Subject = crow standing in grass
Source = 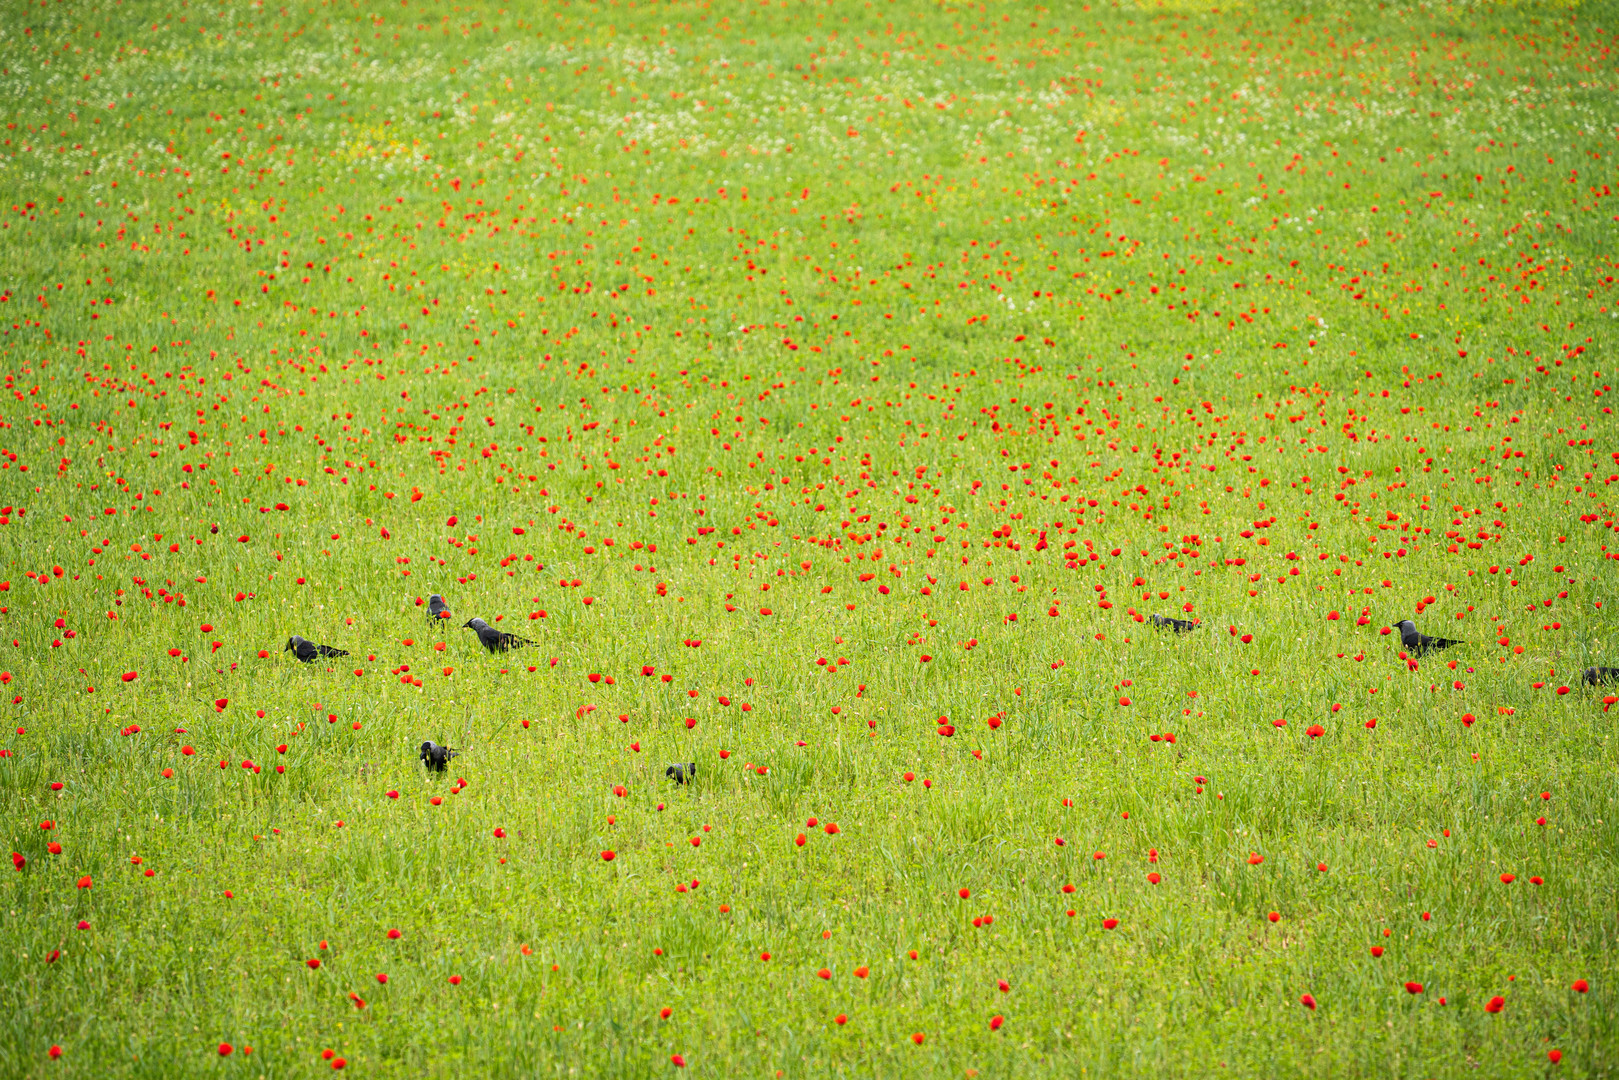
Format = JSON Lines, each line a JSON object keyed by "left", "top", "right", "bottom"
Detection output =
{"left": 427, "top": 594, "right": 451, "bottom": 623}
{"left": 1584, "top": 666, "right": 1619, "bottom": 687}
{"left": 420, "top": 740, "right": 459, "bottom": 771}
{"left": 1150, "top": 614, "right": 1198, "bottom": 634}
{"left": 1397, "top": 619, "right": 1464, "bottom": 657}
{"left": 665, "top": 762, "right": 696, "bottom": 785}
{"left": 463, "top": 617, "right": 536, "bottom": 653}
{"left": 284, "top": 635, "right": 349, "bottom": 663}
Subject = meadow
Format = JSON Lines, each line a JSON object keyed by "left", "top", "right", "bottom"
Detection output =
{"left": 1, "top": 0, "right": 1617, "bottom": 1074}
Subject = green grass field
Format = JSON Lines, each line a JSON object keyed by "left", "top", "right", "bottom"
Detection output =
{"left": 2, "top": 0, "right": 1617, "bottom": 1074}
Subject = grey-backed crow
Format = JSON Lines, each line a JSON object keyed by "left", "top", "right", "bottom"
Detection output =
{"left": 1397, "top": 619, "right": 1463, "bottom": 657}
{"left": 463, "top": 617, "right": 536, "bottom": 653}
{"left": 284, "top": 635, "right": 349, "bottom": 663}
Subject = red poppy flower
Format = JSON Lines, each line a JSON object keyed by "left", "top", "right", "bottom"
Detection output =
{"left": 306, "top": 958, "right": 321, "bottom": 969}
{"left": 121, "top": 671, "right": 137, "bottom": 682}
{"left": 990, "top": 1015, "right": 1005, "bottom": 1030}
{"left": 1485, "top": 995, "right": 1505, "bottom": 1013}
{"left": 670, "top": 1055, "right": 686, "bottom": 1068}
{"left": 218, "top": 1044, "right": 233, "bottom": 1057}
{"left": 1102, "top": 918, "right": 1119, "bottom": 930}
{"left": 601, "top": 850, "right": 615, "bottom": 861}
{"left": 834, "top": 1014, "right": 847, "bottom": 1026}
{"left": 1404, "top": 982, "right": 1423, "bottom": 995}
{"left": 1572, "top": 979, "right": 1589, "bottom": 993}
{"left": 1300, "top": 994, "right": 1317, "bottom": 1010}
{"left": 1370, "top": 946, "right": 1384, "bottom": 958}
{"left": 911, "top": 1033, "right": 925, "bottom": 1046}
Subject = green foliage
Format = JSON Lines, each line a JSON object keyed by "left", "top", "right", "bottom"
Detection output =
{"left": 0, "top": 0, "right": 1616, "bottom": 1075}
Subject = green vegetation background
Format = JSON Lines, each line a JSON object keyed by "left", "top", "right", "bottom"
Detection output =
{"left": 0, "top": 0, "right": 1616, "bottom": 1075}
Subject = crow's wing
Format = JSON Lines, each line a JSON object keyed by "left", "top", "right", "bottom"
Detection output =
{"left": 316, "top": 644, "right": 349, "bottom": 658}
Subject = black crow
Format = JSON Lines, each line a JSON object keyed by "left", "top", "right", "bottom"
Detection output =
{"left": 284, "top": 635, "right": 349, "bottom": 663}
{"left": 462, "top": 617, "right": 536, "bottom": 653}
{"left": 1583, "top": 666, "right": 1619, "bottom": 687}
{"left": 420, "top": 740, "right": 458, "bottom": 771}
{"left": 427, "top": 594, "right": 451, "bottom": 623}
{"left": 1151, "top": 614, "right": 1198, "bottom": 634}
{"left": 665, "top": 762, "right": 696, "bottom": 785}
{"left": 1397, "top": 619, "right": 1463, "bottom": 657}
